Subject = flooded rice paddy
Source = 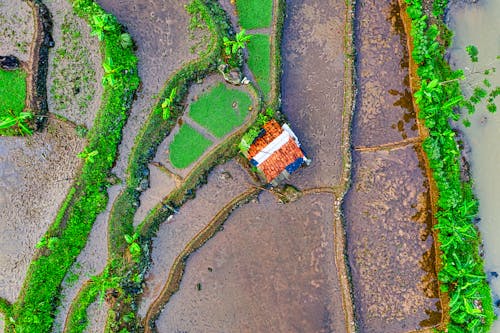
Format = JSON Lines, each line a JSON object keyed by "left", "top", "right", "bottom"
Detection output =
{"left": 0, "top": 119, "right": 85, "bottom": 303}
{"left": 138, "top": 160, "right": 256, "bottom": 318}
{"left": 156, "top": 192, "right": 347, "bottom": 333}
{"left": 447, "top": 0, "right": 500, "bottom": 330}
{"left": 281, "top": 0, "right": 347, "bottom": 189}
{"left": 343, "top": 0, "right": 440, "bottom": 331}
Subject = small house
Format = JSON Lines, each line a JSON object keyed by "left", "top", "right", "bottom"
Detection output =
{"left": 245, "top": 119, "right": 310, "bottom": 185}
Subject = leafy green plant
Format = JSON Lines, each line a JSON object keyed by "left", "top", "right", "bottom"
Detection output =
{"left": 0, "top": 110, "right": 33, "bottom": 135}
{"left": 102, "top": 57, "right": 123, "bottom": 86}
{"left": 161, "top": 87, "right": 177, "bottom": 120}
{"left": 90, "top": 13, "right": 117, "bottom": 40}
{"left": 77, "top": 149, "right": 99, "bottom": 163}
{"left": 404, "top": 0, "right": 495, "bottom": 331}
{"left": 119, "top": 33, "right": 133, "bottom": 49}
{"left": 223, "top": 29, "right": 251, "bottom": 55}
{"left": 466, "top": 45, "right": 479, "bottom": 63}
{"left": 124, "top": 232, "right": 141, "bottom": 262}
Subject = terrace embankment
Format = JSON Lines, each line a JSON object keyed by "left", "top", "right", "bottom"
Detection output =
{"left": 156, "top": 192, "right": 347, "bottom": 333}
{"left": 95, "top": 0, "right": 209, "bottom": 180}
{"left": 139, "top": 160, "right": 257, "bottom": 318}
{"left": 0, "top": 118, "right": 85, "bottom": 303}
{"left": 342, "top": 0, "right": 440, "bottom": 331}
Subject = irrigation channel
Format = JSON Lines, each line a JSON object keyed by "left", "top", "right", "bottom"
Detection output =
{"left": 447, "top": 0, "right": 500, "bottom": 331}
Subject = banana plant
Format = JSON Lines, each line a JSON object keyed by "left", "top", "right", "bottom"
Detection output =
{"left": 90, "top": 13, "right": 117, "bottom": 41}
{"left": 0, "top": 110, "right": 33, "bottom": 135}
{"left": 124, "top": 232, "right": 141, "bottom": 261}
{"left": 102, "top": 57, "right": 122, "bottom": 87}
{"left": 77, "top": 149, "right": 99, "bottom": 163}
{"left": 161, "top": 87, "right": 177, "bottom": 120}
{"left": 223, "top": 29, "right": 252, "bottom": 55}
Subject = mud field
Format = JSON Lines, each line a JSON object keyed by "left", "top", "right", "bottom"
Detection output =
{"left": 0, "top": 0, "right": 34, "bottom": 62}
{"left": 0, "top": 119, "right": 85, "bottom": 303}
{"left": 156, "top": 192, "right": 347, "bottom": 333}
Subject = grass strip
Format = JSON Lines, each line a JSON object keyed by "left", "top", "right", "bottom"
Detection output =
{"left": 9, "top": 0, "right": 139, "bottom": 331}
{"left": 235, "top": 0, "right": 273, "bottom": 29}
{"left": 188, "top": 82, "right": 251, "bottom": 138}
{"left": 247, "top": 34, "right": 271, "bottom": 100}
{"left": 169, "top": 124, "right": 213, "bottom": 168}
{"left": 403, "top": 0, "right": 495, "bottom": 331}
{"left": 0, "top": 69, "right": 28, "bottom": 136}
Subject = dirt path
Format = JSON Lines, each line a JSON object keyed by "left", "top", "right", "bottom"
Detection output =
{"left": 342, "top": 0, "right": 440, "bottom": 331}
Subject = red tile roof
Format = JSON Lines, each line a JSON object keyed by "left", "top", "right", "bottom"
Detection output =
{"left": 257, "top": 139, "right": 305, "bottom": 182}
{"left": 247, "top": 119, "right": 282, "bottom": 160}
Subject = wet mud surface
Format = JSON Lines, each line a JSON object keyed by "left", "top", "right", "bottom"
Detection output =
{"left": 0, "top": 0, "right": 34, "bottom": 62}
{"left": 96, "top": 0, "right": 209, "bottom": 180}
{"left": 138, "top": 160, "right": 256, "bottom": 318}
{"left": 45, "top": 0, "right": 103, "bottom": 128}
{"left": 83, "top": 300, "right": 109, "bottom": 333}
{"left": 156, "top": 192, "right": 346, "bottom": 333}
{"left": 281, "top": 0, "right": 346, "bottom": 189}
{"left": 0, "top": 119, "right": 85, "bottom": 303}
{"left": 133, "top": 164, "right": 177, "bottom": 226}
{"left": 351, "top": 0, "right": 418, "bottom": 147}
{"left": 344, "top": 146, "right": 439, "bottom": 332}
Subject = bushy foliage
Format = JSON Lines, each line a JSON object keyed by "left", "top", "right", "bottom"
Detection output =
{"left": 405, "top": 0, "right": 495, "bottom": 331}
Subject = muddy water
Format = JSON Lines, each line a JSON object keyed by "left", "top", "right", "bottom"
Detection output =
{"left": 0, "top": 119, "right": 85, "bottom": 303}
{"left": 156, "top": 192, "right": 347, "bottom": 333}
{"left": 342, "top": 0, "right": 439, "bottom": 331}
{"left": 352, "top": 0, "right": 418, "bottom": 147}
{"left": 447, "top": 0, "right": 500, "bottom": 330}
{"left": 95, "top": 0, "right": 208, "bottom": 180}
{"left": 344, "top": 146, "right": 439, "bottom": 332}
{"left": 281, "top": 0, "right": 346, "bottom": 189}
{"left": 138, "top": 160, "right": 256, "bottom": 318}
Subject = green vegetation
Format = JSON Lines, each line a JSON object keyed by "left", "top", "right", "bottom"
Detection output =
{"left": 169, "top": 124, "right": 213, "bottom": 168}
{"left": 235, "top": 0, "right": 273, "bottom": 29}
{"left": 0, "top": 69, "right": 28, "bottom": 135}
{"left": 189, "top": 83, "right": 252, "bottom": 137}
{"left": 247, "top": 34, "right": 271, "bottom": 99}
{"left": 404, "top": 0, "right": 495, "bottom": 331}
{"left": 239, "top": 107, "right": 275, "bottom": 153}
{"left": 223, "top": 29, "right": 251, "bottom": 55}
{"left": 8, "top": 0, "right": 139, "bottom": 331}
{"left": 161, "top": 87, "right": 177, "bottom": 120}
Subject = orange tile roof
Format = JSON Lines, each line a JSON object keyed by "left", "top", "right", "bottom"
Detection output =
{"left": 258, "top": 139, "right": 305, "bottom": 182}
{"left": 247, "top": 119, "right": 283, "bottom": 159}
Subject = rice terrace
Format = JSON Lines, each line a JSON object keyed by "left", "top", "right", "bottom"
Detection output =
{"left": 1, "top": 0, "right": 499, "bottom": 332}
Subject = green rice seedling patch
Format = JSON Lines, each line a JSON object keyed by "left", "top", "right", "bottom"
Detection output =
{"left": 0, "top": 69, "right": 27, "bottom": 116}
{"left": 247, "top": 34, "right": 271, "bottom": 99}
{"left": 188, "top": 82, "right": 251, "bottom": 137}
{"left": 169, "top": 124, "right": 213, "bottom": 169}
{"left": 235, "top": 0, "right": 273, "bottom": 29}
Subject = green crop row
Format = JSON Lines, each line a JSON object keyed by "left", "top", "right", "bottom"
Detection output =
{"left": 8, "top": 0, "right": 140, "bottom": 331}
{"left": 404, "top": 0, "right": 495, "bottom": 332}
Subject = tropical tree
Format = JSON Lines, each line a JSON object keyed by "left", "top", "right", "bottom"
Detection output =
{"left": 223, "top": 29, "right": 252, "bottom": 55}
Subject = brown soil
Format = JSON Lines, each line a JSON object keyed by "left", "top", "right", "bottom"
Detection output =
{"left": 351, "top": 0, "right": 418, "bottom": 147}
{"left": 0, "top": 118, "right": 85, "bottom": 303}
{"left": 45, "top": 0, "right": 103, "bottom": 128}
{"left": 344, "top": 146, "right": 440, "bottom": 332}
{"left": 156, "top": 192, "right": 347, "bottom": 333}
{"left": 138, "top": 160, "right": 257, "bottom": 318}
{"left": 281, "top": 0, "right": 347, "bottom": 189}
{"left": 95, "top": 0, "right": 210, "bottom": 180}
{"left": 0, "top": 0, "right": 34, "bottom": 62}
